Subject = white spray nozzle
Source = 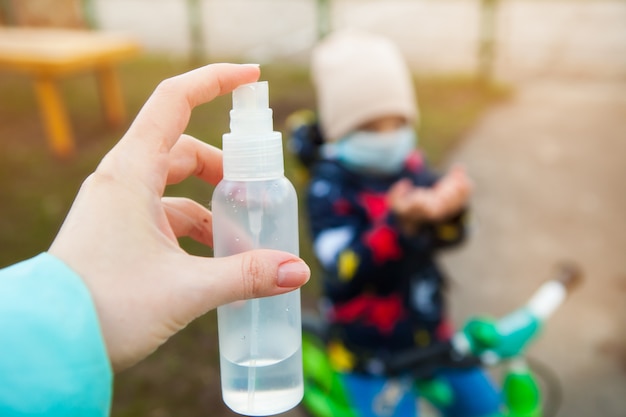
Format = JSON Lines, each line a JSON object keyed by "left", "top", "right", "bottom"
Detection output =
{"left": 223, "top": 81, "right": 284, "bottom": 180}
{"left": 230, "top": 81, "right": 273, "bottom": 135}
{"left": 233, "top": 81, "right": 269, "bottom": 112}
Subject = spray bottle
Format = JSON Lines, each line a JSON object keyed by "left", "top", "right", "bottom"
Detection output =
{"left": 212, "top": 81, "right": 303, "bottom": 415}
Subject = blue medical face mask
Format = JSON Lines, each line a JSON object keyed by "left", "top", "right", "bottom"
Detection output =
{"left": 332, "top": 126, "right": 417, "bottom": 176}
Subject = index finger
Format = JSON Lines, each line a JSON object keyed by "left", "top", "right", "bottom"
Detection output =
{"left": 123, "top": 63, "right": 260, "bottom": 154}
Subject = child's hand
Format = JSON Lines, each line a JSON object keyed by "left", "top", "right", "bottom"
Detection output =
{"left": 388, "top": 166, "right": 472, "bottom": 234}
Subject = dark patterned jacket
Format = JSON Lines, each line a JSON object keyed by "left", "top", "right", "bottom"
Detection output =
{"left": 304, "top": 141, "right": 468, "bottom": 365}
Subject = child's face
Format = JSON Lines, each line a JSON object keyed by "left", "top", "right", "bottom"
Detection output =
{"left": 334, "top": 115, "right": 416, "bottom": 176}
{"left": 359, "top": 115, "right": 407, "bottom": 133}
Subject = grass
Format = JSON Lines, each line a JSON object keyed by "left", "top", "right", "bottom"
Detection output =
{"left": 0, "top": 54, "right": 509, "bottom": 417}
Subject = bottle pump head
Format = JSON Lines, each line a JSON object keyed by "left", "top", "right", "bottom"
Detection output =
{"left": 223, "top": 81, "right": 284, "bottom": 180}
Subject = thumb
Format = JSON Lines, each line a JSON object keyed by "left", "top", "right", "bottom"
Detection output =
{"left": 186, "top": 250, "right": 310, "bottom": 313}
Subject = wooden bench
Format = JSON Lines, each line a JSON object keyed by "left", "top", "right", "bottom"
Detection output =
{"left": 0, "top": 27, "right": 140, "bottom": 158}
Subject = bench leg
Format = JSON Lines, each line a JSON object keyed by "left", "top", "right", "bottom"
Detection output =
{"left": 97, "top": 65, "right": 125, "bottom": 128}
{"left": 33, "top": 76, "right": 75, "bottom": 158}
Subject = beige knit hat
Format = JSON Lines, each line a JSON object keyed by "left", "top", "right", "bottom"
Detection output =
{"left": 311, "top": 30, "right": 419, "bottom": 142}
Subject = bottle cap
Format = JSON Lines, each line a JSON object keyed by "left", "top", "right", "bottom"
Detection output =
{"left": 223, "top": 81, "right": 284, "bottom": 180}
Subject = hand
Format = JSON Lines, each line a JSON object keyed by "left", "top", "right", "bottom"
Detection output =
{"left": 48, "top": 64, "right": 310, "bottom": 372}
{"left": 388, "top": 166, "right": 472, "bottom": 233}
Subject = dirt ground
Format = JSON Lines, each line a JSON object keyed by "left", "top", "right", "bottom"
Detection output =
{"left": 440, "top": 78, "right": 626, "bottom": 416}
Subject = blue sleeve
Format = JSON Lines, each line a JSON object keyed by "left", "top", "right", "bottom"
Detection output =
{"left": 0, "top": 253, "right": 113, "bottom": 417}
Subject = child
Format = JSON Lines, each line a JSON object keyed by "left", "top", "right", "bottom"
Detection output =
{"left": 291, "top": 30, "right": 501, "bottom": 416}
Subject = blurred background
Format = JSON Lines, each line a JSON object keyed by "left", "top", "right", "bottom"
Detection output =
{"left": 0, "top": 0, "right": 624, "bottom": 416}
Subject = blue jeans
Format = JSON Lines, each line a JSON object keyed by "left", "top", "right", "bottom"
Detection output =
{"left": 341, "top": 367, "right": 502, "bottom": 417}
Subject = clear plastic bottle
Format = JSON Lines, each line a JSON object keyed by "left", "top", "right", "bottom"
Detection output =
{"left": 212, "top": 81, "right": 303, "bottom": 416}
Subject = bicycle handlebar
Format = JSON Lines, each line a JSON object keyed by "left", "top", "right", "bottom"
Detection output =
{"left": 383, "top": 262, "right": 583, "bottom": 376}
{"left": 524, "top": 261, "right": 583, "bottom": 321}
{"left": 384, "top": 340, "right": 480, "bottom": 377}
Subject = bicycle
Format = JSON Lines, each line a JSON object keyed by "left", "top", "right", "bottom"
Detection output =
{"left": 300, "top": 262, "right": 582, "bottom": 417}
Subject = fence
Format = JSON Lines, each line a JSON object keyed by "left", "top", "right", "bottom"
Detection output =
{"left": 4, "top": 0, "right": 624, "bottom": 82}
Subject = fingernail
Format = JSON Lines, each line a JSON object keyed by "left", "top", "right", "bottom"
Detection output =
{"left": 242, "top": 63, "right": 260, "bottom": 68}
{"left": 277, "top": 261, "right": 310, "bottom": 288}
